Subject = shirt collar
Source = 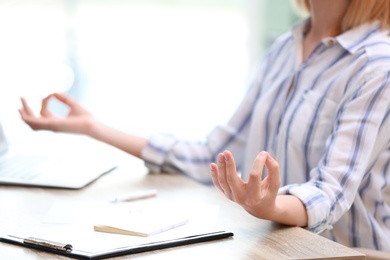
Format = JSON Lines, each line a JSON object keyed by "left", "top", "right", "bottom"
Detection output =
{"left": 291, "top": 18, "right": 310, "bottom": 43}
{"left": 291, "top": 19, "right": 384, "bottom": 54}
{"left": 336, "top": 21, "right": 383, "bottom": 54}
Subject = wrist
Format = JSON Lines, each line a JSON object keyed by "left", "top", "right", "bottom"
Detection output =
{"left": 83, "top": 117, "right": 99, "bottom": 137}
{"left": 273, "top": 195, "right": 308, "bottom": 227}
{"left": 243, "top": 195, "right": 307, "bottom": 227}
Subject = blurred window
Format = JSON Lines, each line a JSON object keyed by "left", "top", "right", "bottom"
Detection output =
{"left": 0, "top": 0, "right": 297, "bottom": 140}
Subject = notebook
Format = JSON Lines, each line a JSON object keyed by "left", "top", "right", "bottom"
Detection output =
{"left": 0, "top": 121, "right": 117, "bottom": 189}
{"left": 94, "top": 212, "right": 189, "bottom": 237}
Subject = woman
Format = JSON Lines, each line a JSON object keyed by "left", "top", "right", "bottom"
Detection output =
{"left": 20, "top": 0, "right": 390, "bottom": 251}
{"left": 210, "top": 0, "right": 390, "bottom": 251}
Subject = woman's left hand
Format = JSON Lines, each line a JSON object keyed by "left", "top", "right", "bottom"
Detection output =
{"left": 210, "top": 150, "right": 281, "bottom": 219}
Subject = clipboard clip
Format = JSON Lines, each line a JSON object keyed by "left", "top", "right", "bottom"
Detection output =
{"left": 24, "top": 237, "right": 73, "bottom": 252}
{"left": 8, "top": 235, "right": 73, "bottom": 252}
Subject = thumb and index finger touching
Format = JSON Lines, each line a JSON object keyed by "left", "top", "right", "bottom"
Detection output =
{"left": 19, "top": 93, "right": 74, "bottom": 129}
{"left": 20, "top": 93, "right": 77, "bottom": 116}
{"left": 247, "top": 151, "right": 280, "bottom": 191}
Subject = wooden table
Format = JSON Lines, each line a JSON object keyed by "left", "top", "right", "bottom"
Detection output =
{"left": 0, "top": 152, "right": 365, "bottom": 259}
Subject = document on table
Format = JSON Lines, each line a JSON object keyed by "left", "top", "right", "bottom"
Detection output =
{"left": 0, "top": 198, "right": 233, "bottom": 259}
{"left": 94, "top": 213, "right": 189, "bottom": 237}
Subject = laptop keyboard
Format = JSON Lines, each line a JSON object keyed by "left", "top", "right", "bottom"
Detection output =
{"left": 0, "top": 155, "right": 47, "bottom": 180}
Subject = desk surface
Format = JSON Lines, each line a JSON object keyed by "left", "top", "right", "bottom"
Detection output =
{"left": 0, "top": 153, "right": 364, "bottom": 259}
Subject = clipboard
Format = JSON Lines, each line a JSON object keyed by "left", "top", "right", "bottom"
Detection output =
{"left": 0, "top": 231, "right": 234, "bottom": 259}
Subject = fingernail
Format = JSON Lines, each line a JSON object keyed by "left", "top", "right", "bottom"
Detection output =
{"left": 218, "top": 153, "right": 225, "bottom": 163}
{"left": 223, "top": 152, "right": 229, "bottom": 162}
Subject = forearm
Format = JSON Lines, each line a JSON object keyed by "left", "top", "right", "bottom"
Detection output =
{"left": 84, "top": 119, "right": 148, "bottom": 159}
{"left": 245, "top": 194, "right": 308, "bottom": 227}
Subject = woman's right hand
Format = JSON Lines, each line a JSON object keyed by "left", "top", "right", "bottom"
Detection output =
{"left": 19, "top": 92, "right": 95, "bottom": 135}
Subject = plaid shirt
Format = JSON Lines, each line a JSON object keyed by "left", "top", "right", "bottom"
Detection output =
{"left": 142, "top": 19, "right": 390, "bottom": 250}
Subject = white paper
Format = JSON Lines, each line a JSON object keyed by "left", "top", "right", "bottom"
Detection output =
{"left": 31, "top": 198, "right": 222, "bottom": 253}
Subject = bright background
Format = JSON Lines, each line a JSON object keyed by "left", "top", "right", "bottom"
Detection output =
{"left": 0, "top": 0, "right": 299, "bottom": 142}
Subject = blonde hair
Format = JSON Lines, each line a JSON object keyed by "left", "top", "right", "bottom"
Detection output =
{"left": 293, "top": 0, "right": 390, "bottom": 32}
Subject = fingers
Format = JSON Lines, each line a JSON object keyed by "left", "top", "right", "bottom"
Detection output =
{"left": 19, "top": 96, "right": 55, "bottom": 131}
{"left": 210, "top": 150, "right": 244, "bottom": 201}
{"left": 20, "top": 97, "right": 35, "bottom": 117}
{"left": 52, "top": 92, "right": 78, "bottom": 108}
{"left": 40, "top": 94, "right": 54, "bottom": 117}
{"left": 247, "top": 151, "right": 267, "bottom": 191}
{"left": 250, "top": 151, "right": 281, "bottom": 196}
{"left": 264, "top": 152, "right": 281, "bottom": 192}
{"left": 223, "top": 151, "right": 243, "bottom": 196}
{"left": 53, "top": 92, "right": 91, "bottom": 117}
{"left": 210, "top": 163, "right": 223, "bottom": 192}
{"left": 19, "top": 97, "right": 40, "bottom": 128}
{"left": 216, "top": 152, "right": 233, "bottom": 198}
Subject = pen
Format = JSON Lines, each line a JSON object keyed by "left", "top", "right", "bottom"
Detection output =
{"left": 110, "top": 189, "right": 158, "bottom": 203}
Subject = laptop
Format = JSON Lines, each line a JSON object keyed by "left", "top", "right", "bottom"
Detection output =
{"left": 0, "top": 121, "right": 117, "bottom": 189}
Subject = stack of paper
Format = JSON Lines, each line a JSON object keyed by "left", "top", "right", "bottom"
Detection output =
{"left": 94, "top": 213, "right": 189, "bottom": 237}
